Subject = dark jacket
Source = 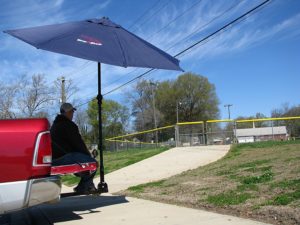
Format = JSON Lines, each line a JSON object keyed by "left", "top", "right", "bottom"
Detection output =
{"left": 50, "top": 114, "right": 90, "bottom": 159}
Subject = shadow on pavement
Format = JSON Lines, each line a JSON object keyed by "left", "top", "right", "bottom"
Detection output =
{"left": 30, "top": 195, "right": 129, "bottom": 224}
{"left": 0, "top": 214, "right": 10, "bottom": 225}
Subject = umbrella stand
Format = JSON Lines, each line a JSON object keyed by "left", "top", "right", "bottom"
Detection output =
{"left": 97, "top": 62, "right": 108, "bottom": 193}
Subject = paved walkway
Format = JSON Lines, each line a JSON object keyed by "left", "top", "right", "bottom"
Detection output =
{"left": 63, "top": 145, "right": 230, "bottom": 193}
{"left": 9, "top": 146, "right": 270, "bottom": 224}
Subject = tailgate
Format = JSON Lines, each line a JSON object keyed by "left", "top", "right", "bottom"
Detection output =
{"left": 51, "top": 162, "right": 98, "bottom": 175}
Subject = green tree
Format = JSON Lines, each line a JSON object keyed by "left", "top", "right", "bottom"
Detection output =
{"left": 156, "top": 72, "right": 219, "bottom": 124}
{"left": 87, "top": 99, "right": 129, "bottom": 144}
{"left": 271, "top": 104, "right": 300, "bottom": 137}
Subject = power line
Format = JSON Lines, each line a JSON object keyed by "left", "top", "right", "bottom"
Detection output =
{"left": 174, "top": 0, "right": 271, "bottom": 57}
{"left": 165, "top": 0, "right": 244, "bottom": 53}
{"left": 102, "top": 68, "right": 140, "bottom": 92}
{"left": 127, "top": 0, "right": 162, "bottom": 30}
{"left": 72, "top": 0, "right": 271, "bottom": 109}
{"left": 144, "top": 0, "right": 204, "bottom": 40}
{"left": 103, "top": 69, "right": 156, "bottom": 96}
{"left": 102, "top": 0, "right": 234, "bottom": 93}
{"left": 65, "top": 61, "right": 93, "bottom": 77}
{"left": 131, "top": 0, "right": 172, "bottom": 33}
{"left": 103, "top": 0, "right": 271, "bottom": 97}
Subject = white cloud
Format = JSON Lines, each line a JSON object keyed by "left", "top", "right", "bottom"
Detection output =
{"left": 54, "top": 0, "right": 64, "bottom": 7}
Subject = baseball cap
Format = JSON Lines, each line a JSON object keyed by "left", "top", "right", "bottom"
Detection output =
{"left": 60, "top": 103, "right": 77, "bottom": 113}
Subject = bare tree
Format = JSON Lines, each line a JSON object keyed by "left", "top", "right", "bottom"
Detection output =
{"left": 0, "top": 83, "right": 18, "bottom": 119}
{"left": 126, "top": 79, "right": 161, "bottom": 132}
{"left": 74, "top": 105, "right": 90, "bottom": 140}
{"left": 53, "top": 77, "right": 79, "bottom": 103}
{"left": 18, "top": 74, "right": 54, "bottom": 118}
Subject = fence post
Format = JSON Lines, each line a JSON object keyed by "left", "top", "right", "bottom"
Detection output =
{"left": 233, "top": 121, "right": 237, "bottom": 143}
{"left": 204, "top": 121, "right": 208, "bottom": 145}
{"left": 175, "top": 124, "right": 180, "bottom": 147}
{"left": 189, "top": 125, "right": 193, "bottom": 146}
{"left": 271, "top": 120, "right": 274, "bottom": 140}
{"left": 202, "top": 123, "right": 205, "bottom": 145}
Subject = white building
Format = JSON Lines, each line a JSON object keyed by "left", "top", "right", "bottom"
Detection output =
{"left": 234, "top": 126, "right": 288, "bottom": 143}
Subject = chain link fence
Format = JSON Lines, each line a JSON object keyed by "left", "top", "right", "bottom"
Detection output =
{"left": 176, "top": 120, "right": 234, "bottom": 146}
{"left": 104, "top": 117, "right": 300, "bottom": 150}
{"left": 105, "top": 125, "right": 176, "bottom": 151}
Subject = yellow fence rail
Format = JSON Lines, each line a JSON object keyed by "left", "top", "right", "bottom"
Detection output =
{"left": 177, "top": 121, "right": 203, "bottom": 125}
{"left": 236, "top": 116, "right": 300, "bottom": 123}
{"left": 106, "top": 116, "right": 300, "bottom": 141}
{"left": 106, "top": 125, "right": 175, "bottom": 141}
{"left": 105, "top": 139, "right": 155, "bottom": 145}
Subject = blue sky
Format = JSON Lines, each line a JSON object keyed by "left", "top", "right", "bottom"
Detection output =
{"left": 0, "top": 0, "right": 299, "bottom": 120}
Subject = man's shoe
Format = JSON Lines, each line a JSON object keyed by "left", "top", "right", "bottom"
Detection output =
{"left": 73, "top": 185, "right": 98, "bottom": 195}
{"left": 86, "top": 185, "right": 98, "bottom": 194}
{"left": 73, "top": 186, "right": 85, "bottom": 194}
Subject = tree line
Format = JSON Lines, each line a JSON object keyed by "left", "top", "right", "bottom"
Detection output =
{"left": 1, "top": 72, "right": 299, "bottom": 144}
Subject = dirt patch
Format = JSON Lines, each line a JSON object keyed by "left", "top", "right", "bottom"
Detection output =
{"left": 120, "top": 141, "right": 300, "bottom": 225}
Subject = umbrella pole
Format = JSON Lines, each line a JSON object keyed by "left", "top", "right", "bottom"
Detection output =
{"left": 97, "top": 62, "right": 108, "bottom": 193}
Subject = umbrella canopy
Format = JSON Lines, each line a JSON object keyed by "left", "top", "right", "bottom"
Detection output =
{"left": 4, "top": 17, "right": 182, "bottom": 193}
{"left": 4, "top": 17, "right": 182, "bottom": 71}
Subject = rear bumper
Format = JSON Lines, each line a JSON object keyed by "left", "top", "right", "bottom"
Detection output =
{"left": 0, "top": 176, "right": 61, "bottom": 215}
{"left": 26, "top": 176, "right": 61, "bottom": 207}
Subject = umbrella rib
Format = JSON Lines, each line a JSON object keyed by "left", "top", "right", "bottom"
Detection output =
{"left": 113, "top": 30, "right": 127, "bottom": 67}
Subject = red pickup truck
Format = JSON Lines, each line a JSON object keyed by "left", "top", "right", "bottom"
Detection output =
{"left": 0, "top": 118, "right": 97, "bottom": 215}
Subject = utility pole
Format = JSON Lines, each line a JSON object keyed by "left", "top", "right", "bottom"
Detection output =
{"left": 58, "top": 76, "right": 66, "bottom": 103}
{"left": 150, "top": 82, "right": 158, "bottom": 147}
{"left": 224, "top": 104, "right": 233, "bottom": 144}
{"left": 224, "top": 104, "right": 233, "bottom": 119}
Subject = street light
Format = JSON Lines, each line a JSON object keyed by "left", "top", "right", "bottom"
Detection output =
{"left": 224, "top": 104, "right": 235, "bottom": 144}
{"left": 224, "top": 104, "right": 233, "bottom": 119}
{"left": 175, "top": 101, "right": 182, "bottom": 147}
{"left": 176, "top": 101, "right": 182, "bottom": 123}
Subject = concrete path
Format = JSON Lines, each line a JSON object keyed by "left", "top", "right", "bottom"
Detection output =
{"left": 63, "top": 145, "right": 230, "bottom": 193}
{"left": 25, "top": 194, "right": 266, "bottom": 225}
{"left": 8, "top": 146, "right": 270, "bottom": 225}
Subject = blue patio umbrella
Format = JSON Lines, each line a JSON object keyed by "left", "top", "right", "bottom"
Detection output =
{"left": 4, "top": 17, "right": 182, "bottom": 193}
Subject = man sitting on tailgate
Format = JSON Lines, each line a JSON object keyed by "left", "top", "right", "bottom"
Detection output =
{"left": 50, "top": 103, "right": 97, "bottom": 194}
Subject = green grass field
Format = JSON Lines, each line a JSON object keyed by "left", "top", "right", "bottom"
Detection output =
{"left": 121, "top": 141, "right": 300, "bottom": 225}
{"left": 61, "top": 146, "right": 169, "bottom": 186}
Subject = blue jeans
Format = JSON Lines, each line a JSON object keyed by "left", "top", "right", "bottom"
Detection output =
{"left": 52, "top": 152, "right": 97, "bottom": 190}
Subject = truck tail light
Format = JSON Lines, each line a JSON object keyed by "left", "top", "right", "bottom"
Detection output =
{"left": 34, "top": 131, "right": 52, "bottom": 166}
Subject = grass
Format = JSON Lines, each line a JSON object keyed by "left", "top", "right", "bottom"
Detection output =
{"left": 207, "top": 191, "right": 252, "bottom": 206}
{"left": 121, "top": 140, "right": 300, "bottom": 225}
{"left": 241, "top": 169, "right": 274, "bottom": 184}
{"left": 62, "top": 146, "right": 169, "bottom": 186}
{"left": 272, "top": 190, "right": 300, "bottom": 205}
{"left": 270, "top": 179, "right": 300, "bottom": 190}
{"left": 128, "top": 180, "right": 166, "bottom": 193}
